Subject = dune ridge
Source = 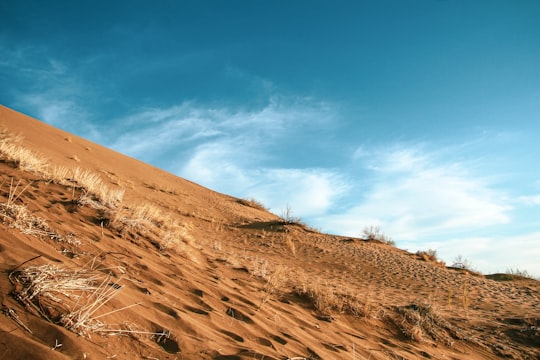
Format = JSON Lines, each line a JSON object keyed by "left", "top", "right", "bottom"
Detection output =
{"left": 0, "top": 105, "right": 538, "bottom": 359}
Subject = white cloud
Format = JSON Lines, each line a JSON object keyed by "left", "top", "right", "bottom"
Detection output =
{"left": 319, "top": 147, "right": 512, "bottom": 241}
{"left": 0, "top": 44, "right": 102, "bottom": 140}
{"left": 517, "top": 194, "right": 540, "bottom": 206}
{"left": 109, "top": 97, "right": 336, "bottom": 162}
{"left": 248, "top": 168, "right": 350, "bottom": 217}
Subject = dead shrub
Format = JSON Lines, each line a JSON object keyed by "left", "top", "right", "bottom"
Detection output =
{"left": 10, "top": 263, "right": 133, "bottom": 336}
{"left": 238, "top": 197, "right": 267, "bottom": 211}
{"left": 362, "top": 225, "right": 395, "bottom": 246}
{"left": 0, "top": 178, "right": 80, "bottom": 247}
{"left": 293, "top": 280, "right": 370, "bottom": 318}
{"left": 415, "top": 249, "right": 446, "bottom": 267}
{"left": 395, "top": 302, "right": 464, "bottom": 346}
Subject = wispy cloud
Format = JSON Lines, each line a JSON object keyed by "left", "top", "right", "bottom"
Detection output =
{"left": 320, "top": 146, "right": 512, "bottom": 240}
{"left": 0, "top": 43, "right": 101, "bottom": 139}
{"left": 517, "top": 194, "right": 540, "bottom": 206}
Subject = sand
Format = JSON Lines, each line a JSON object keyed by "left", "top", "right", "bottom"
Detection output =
{"left": 0, "top": 104, "right": 538, "bottom": 359}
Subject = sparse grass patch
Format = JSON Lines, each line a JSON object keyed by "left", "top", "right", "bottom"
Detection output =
{"left": 10, "top": 263, "right": 138, "bottom": 337}
{"left": 505, "top": 268, "right": 535, "bottom": 280}
{"left": 238, "top": 197, "right": 267, "bottom": 211}
{"left": 258, "top": 265, "right": 286, "bottom": 310}
{"left": 487, "top": 269, "right": 537, "bottom": 281}
{"left": 0, "top": 177, "right": 80, "bottom": 248}
{"left": 395, "top": 302, "right": 464, "bottom": 346}
{"left": 1, "top": 130, "right": 124, "bottom": 209}
{"left": 0, "top": 141, "right": 48, "bottom": 172}
{"left": 110, "top": 203, "right": 164, "bottom": 232}
{"left": 415, "top": 249, "right": 445, "bottom": 267}
{"left": 293, "top": 279, "right": 371, "bottom": 318}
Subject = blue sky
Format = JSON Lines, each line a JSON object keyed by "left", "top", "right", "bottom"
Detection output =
{"left": 1, "top": 0, "right": 539, "bottom": 275}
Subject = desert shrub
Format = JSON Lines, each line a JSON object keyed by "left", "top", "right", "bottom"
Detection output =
{"left": 237, "top": 197, "right": 267, "bottom": 211}
{"left": 416, "top": 249, "right": 445, "bottom": 266}
{"left": 395, "top": 302, "right": 464, "bottom": 346}
{"left": 293, "top": 280, "right": 369, "bottom": 318}
{"left": 11, "top": 263, "right": 126, "bottom": 336}
{"left": 451, "top": 255, "right": 475, "bottom": 271}
{"left": 258, "top": 265, "right": 286, "bottom": 310}
{"left": 69, "top": 167, "right": 124, "bottom": 208}
{"left": 0, "top": 178, "right": 80, "bottom": 247}
{"left": 280, "top": 204, "right": 305, "bottom": 225}
{"left": 362, "top": 225, "right": 395, "bottom": 246}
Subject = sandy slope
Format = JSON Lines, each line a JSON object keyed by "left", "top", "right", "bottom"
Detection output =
{"left": 0, "top": 105, "right": 538, "bottom": 359}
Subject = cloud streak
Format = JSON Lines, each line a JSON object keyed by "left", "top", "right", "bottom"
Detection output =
{"left": 321, "top": 147, "right": 512, "bottom": 240}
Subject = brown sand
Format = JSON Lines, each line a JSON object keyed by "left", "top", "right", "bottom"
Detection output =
{"left": 0, "top": 104, "right": 538, "bottom": 359}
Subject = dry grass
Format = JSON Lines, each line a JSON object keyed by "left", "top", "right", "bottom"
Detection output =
{"left": 1, "top": 130, "right": 124, "bottom": 208}
{"left": 238, "top": 197, "right": 267, "bottom": 211}
{"left": 0, "top": 141, "right": 48, "bottom": 173}
{"left": 415, "top": 249, "right": 446, "bottom": 267}
{"left": 0, "top": 178, "right": 80, "bottom": 247}
{"left": 70, "top": 167, "right": 124, "bottom": 208}
{"left": 362, "top": 225, "right": 395, "bottom": 246}
{"left": 395, "top": 302, "right": 464, "bottom": 346}
{"left": 11, "top": 263, "right": 138, "bottom": 337}
{"left": 293, "top": 277, "right": 371, "bottom": 318}
{"left": 109, "top": 202, "right": 199, "bottom": 260}
{"left": 111, "top": 203, "right": 164, "bottom": 231}
{"left": 258, "top": 265, "right": 287, "bottom": 310}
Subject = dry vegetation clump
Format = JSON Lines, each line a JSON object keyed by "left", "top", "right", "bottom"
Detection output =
{"left": 0, "top": 138, "right": 48, "bottom": 173}
{"left": 237, "top": 197, "right": 268, "bottom": 211}
{"left": 505, "top": 268, "right": 536, "bottom": 280}
{"left": 280, "top": 204, "right": 306, "bottom": 226}
{"left": 0, "top": 130, "right": 124, "bottom": 208}
{"left": 415, "top": 249, "right": 446, "bottom": 267}
{"left": 56, "top": 167, "right": 125, "bottom": 209}
{"left": 486, "top": 269, "right": 538, "bottom": 282}
{"left": 258, "top": 265, "right": 287, "bottom": 310}
{"left": 0, "top": 178, "right": 80, "bottom": 247}
{"left": 362, "top": 225, "right": 395, "bottom": 246}
{"left": 293, "top": 279, "right": 372, "bottom": 318}
{"left": 108, "top": 202, "right": 198, "bottom": 260}
{"left": 110, "top": 203, "right": 164, "bottom": 231}
{"left": 395, "top": 302, "right": 464, "bottom": 346}
{"left": 10, "top": 263, "right": 133, "bottom": 337}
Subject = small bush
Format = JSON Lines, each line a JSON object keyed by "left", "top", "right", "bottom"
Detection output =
{"left": 280, "top": 204, "right": 305, "bottom": 226}
{"left": 362, "top": 225, "right": 395, "bottom": 246}
{"left": 0, "top": 178, "right": 80, "bottom": 247}
{"left": 237, "top": 198, "right": 267, "bottom": 211}
{"left": 293, "top": 280, "right": 369, "bottom": 318}
{"left": 395, "top": 302, "right": 464, "bottom": 346}
{"left": 451, "top": 255, "right": 475, "bottom": 271}
{"left": 416, "top": 249, "right": 445, "bottom": 266}
{"left": 11, "top": 263, "right": 135, "bottom": 337}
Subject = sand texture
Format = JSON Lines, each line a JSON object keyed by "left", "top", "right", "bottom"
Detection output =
{"left": 0, "top": 105, "right": 538, "bottom": 359}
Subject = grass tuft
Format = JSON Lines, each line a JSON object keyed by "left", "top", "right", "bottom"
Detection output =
{"left": 11, "top": 263, "right": 138, "bottom": 337}
{"left": 395, "top": 302, "right": 464, "bottom": 346}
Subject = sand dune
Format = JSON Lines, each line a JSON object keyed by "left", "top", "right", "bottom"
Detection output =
{"left": 0, "top": 104, "right": 538, "bottom": 359}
